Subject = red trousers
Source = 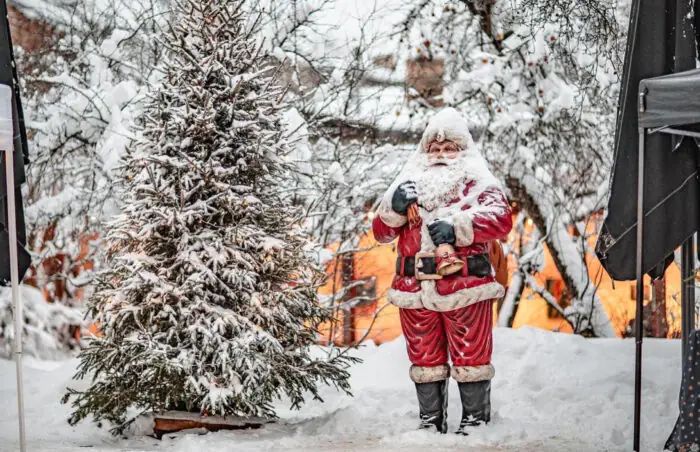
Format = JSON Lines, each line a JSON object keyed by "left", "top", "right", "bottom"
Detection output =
{"left": 399, "top": 300, "right": 493, "bottom": 367}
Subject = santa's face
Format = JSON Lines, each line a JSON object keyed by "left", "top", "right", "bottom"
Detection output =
{"left": 426, "top": 139, "right": 461, "bottom": 166}
{"left": 411, "top": 139, "right": 468, "bottom": 211}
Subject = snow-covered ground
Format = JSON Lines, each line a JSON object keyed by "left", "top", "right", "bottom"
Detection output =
{"left": 0, "top": 327, "right": 682, "bottom": 452}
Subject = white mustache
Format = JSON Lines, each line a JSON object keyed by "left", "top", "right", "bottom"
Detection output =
{"left": 426, "top": 156, "right": 457, "bottom": 166}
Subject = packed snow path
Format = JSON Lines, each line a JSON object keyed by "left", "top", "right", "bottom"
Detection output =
{"left": 0, "top": 327, "right": 682, "bottom": 451}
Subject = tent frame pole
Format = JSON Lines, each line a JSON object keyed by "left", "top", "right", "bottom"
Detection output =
{"left": 4, "top": 147, "right": 25, "bottom": 452}
{"left": 633, "top": 125, "right": 645, "bottom": 452}
{"left": 641, "top": 114, "right": 699, "bottom": 452}
{"left": 650, "top": 126, "right": 700, "bottom": 140}
{"left": 681, "top": 232, "right": 695, "bottom": 359}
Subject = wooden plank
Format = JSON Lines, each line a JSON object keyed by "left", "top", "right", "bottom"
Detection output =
{"left": 153, "top": 411, "right": 270, "bottom": 439}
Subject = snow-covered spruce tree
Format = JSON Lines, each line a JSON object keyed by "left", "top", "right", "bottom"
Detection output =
{"left": 63, "top": 0, "right": 354, "bottom": 434}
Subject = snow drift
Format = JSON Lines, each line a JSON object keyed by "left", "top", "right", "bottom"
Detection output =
{"left": 0, "top": 326, "right": 683, "bottom": 451}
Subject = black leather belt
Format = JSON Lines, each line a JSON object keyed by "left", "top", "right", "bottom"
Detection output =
{"left": 396, "top": 253, "right": 491, "bottom": 279}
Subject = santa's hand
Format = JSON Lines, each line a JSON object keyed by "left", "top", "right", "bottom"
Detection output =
{"left": 428, "top": 220, "right": 456, "bottom": 246}
{"left": 391, "top": 181, "right": 418, "bottom": 215}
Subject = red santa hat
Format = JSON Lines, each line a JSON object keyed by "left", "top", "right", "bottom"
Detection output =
{"left": 419, "top": 107, "right": 475, "bottom": 153}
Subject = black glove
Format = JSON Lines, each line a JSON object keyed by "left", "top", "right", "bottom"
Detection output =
{"left": 391, "top": 181, "right": 418, "bottom": 215}
{"left": 428, "top": 220, "right": 456, "bottom": 246}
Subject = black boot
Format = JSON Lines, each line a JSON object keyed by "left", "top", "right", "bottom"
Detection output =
{"left": 456, "top": 380, "right": 491, "bottom": 435}
{"left": 415, "top": 380, "right": 449, "bottom": 434}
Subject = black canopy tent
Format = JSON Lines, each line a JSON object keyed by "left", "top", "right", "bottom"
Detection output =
{"left": 595, "top": 0, "right": 700, "bottom": 450}
{"left": 636, "top": 70, "right": 700, "bottom": 452}
{"left": 634, "top": 70, "right": 700, "bottom": 451}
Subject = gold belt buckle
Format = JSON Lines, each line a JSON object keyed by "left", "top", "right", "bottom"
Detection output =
{"left": 414, "top": 252, "right": 443, "bottom": 281}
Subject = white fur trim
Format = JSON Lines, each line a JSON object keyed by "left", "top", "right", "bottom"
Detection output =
{"left": 419, "top": 108, "right": 475, "bottom": 152}
{"left": 451, "top": 364, "right": 495, "bottom": 382}
{"left": 410, "top": 364, "right": 450, "bottom": 383}
{"left": 387, "top": 289, "right": 423, "bottom": 309}
{"left": 420, "top": 281, "right": 504, "bottom": 312}
{"left": 388, "top": 283, "right": 504, "bottom": 312}
{"left": 377, "top": 198, "right": 407, "bottom": 228}
{"left": 451, "top": 210, "right": 474, "bottom": 247}
{"left": 420, "top": 207, "right": 438, "bottom": 253}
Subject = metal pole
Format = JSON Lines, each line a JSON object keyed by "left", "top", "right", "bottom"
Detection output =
{"left": 1, "top": 87, "right": 25, "bottom": 451}
{"left": 633, "top": 126, "right": 645, "bottom": 452}
{"left": 5, "top": 150, "right": 25, "bottom": 451}
{"left": 681, "top": 236, "right": 695, "bottom": 359}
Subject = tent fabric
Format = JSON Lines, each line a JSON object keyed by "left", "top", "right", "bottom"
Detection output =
{"left": 595, "top": 0, "right": 699, "bottom": 281}
{"left": 639, "top": 69, "right": 700, "bottom": 128}
{"left": 0, "top": 0, "right": 29, "bottom": 198}
{"left": 0, "top": 0, "right": 31, "bottom": 284}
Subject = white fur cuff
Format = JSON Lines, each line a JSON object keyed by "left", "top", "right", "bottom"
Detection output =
{"left": 377, "top": 200, "right": 408, "bottom": 228}
{"left": 410, "top": 364, "right": 450, "bottom": 383}
{"left": 452, "top": 211, "right": 474, "bottom": 247}
{"left": 451, "top": 364, "right": 495, "bottom": 382}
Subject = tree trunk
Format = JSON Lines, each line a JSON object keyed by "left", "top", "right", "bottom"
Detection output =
{"left": 341, "top": 252, "right": 355, "bottom": 345}
{"left": 651, "top": 276, "right": 669, "bottom": 338}
{"left": 498, "top": 270, "right": 524, "bottom": 327}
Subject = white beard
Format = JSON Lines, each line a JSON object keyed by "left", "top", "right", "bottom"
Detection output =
{"left": 412, "top": 154, "right": 468, "bottom": 211}
{"left": 386, "top": 148, "right": 501, "bottom": 214}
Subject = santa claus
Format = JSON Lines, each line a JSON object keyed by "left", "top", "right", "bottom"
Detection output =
{"left": 372, "top": 108, "right": 512, "bottom": 434}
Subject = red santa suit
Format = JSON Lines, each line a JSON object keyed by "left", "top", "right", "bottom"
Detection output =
{"left": 372, "top": 110, "right": 512, "bottom": 386}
